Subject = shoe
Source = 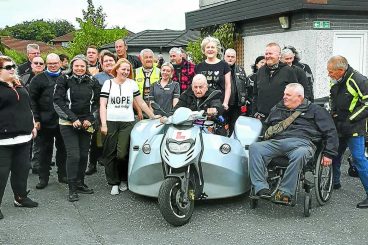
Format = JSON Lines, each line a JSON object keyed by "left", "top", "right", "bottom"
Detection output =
{"left": 356, "top": 198, "right": 368, "bottom": 209}
{"left": 76, "top": 183, "right": 94, "bottom": 194}
{"left": 273, "top": 191, "right": 291, "bottom": 203}
{"left": 333, "top": 183, "right": 341, "bottom": 190}
{"left": 31, "top": 168, "right": 39, "bottom": 175}
{"left": 256, "top": 188, "right": 271, "bottom": 199}
{"left": 119, "top": 182, "right": 128, "bottom": 192}
{"left": 85, "top": 164, "right": 97, "bottom": 175}
{"left": 14, "top": 193, "right": 38, "bottom": 208}
{"left": 0, "top": 209, "right": 3, "bottom": 219}
{"left": 36, "top": 179, "right": 48, "bottom": 189}
{"left": 111, "top": 185, "right": 119, "bottom": 195}
{"left": 51, "top": 161, "right": 55, "bottom": 166}
{"left": 58, "top": 176, "right": 68, "bottom": 184}
{"left": 68, "top": 192, "right": 79, "bottom": 202}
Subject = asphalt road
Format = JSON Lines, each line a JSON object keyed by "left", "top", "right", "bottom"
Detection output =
{"left": 1, "top": 161, "right": 367, "bottom": 245}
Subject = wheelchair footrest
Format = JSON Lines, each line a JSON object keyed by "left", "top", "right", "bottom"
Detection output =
{"left": 303, "top": 179, "right": 315, "bottom": 192}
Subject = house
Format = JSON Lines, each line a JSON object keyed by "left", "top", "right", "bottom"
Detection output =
{"left": 185, "top": 0, "right": 368, "bottom": 98}
{"left": 50, "top": 32, "right": 75, "bottom": 48}
{"left": 0, "top": 36, "right": 56, "bottom": 54}
{"left": 100, "top": 29, "right": 201, "bottom": 62}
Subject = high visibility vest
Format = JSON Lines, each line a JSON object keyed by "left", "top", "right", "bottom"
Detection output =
{"left": 135, "top": 67, "right": 161, "bottom": 96}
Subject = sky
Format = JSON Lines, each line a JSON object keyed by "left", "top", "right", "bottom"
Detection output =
{"left": 0, "top": 0, "right": 199, "bottom": 32}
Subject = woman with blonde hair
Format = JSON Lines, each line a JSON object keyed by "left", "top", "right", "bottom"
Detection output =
{"left": 100, "top": 58, "right": 157, "bottom": 195}
{"left": 195, "top": 36, "right": 231, "bottom": 111}
{"left": 0, "top": 56, "right": 38, "bottom": 219}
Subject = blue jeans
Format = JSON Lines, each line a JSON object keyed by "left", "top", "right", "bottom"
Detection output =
{"left": 332, "top": 136, "right": 368, "bottom": 195}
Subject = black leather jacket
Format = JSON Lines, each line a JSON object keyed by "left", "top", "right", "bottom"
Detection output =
{"left": 229, "top": 64, "right": 248, "bottom": 107}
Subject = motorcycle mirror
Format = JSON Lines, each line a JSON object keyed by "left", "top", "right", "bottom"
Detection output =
{"left": 151, "top": 102, "right": 169, "bottom": 117}
{"left": 198, "top": 90, "right": 221, "bottom": 109}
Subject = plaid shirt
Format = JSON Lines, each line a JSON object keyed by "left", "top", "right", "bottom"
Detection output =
{"left": 172, "top": 59, "right": 195, "bottom": 93}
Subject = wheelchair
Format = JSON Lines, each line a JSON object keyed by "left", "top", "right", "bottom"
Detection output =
{"left": 249, "top": 141, "right": 333, "bottom": 217}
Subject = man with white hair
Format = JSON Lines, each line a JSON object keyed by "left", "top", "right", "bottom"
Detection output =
{"left": 173, "top": 74, "right": 223, "bottom": 116}
{"left": 169, "top": 47, "right": 195, "bottom": 93}
{"left": 18, "top": 43, "right": 41, "bottom": 76}
{"left": 328, "top": 55, "right": 368, "bottom": 208}
{"left": 29, "top": 53, "right": 66, "bottom": 189}
{"left": 249, "top": 83, "right": 338, "bottom": 202}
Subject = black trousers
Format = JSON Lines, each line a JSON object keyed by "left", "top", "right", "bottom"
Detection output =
{"left": 0, "top": 141, "right": 31, "bottom": 205}
{"left": 30, "top": 136, "right": 41, "bottom": 170}
{"left": 38, "top": 127, "right": 67, "bottom": 180}
{"left": 60, "top": 126, "right": 91, "bottom": 183}
{"left": 224, "top": 105, "right": 241, "bottom": 135}
{"left": 89, "top": 130, "right": 103, "bottom": 166}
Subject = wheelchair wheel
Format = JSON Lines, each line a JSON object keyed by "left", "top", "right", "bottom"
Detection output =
{"left": 304, "top": 194, "right": 311, "bottom": 217}
{"left": 314, "top": 153, "right": 333, "bottom": 206}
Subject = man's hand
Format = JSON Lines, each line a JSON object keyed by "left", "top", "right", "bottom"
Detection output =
{"left": 207, "top": 108, "right": 218, "bottom": 116}
{"left": 34, "top": 122, "right": 41, "bottom": 130}
{"left": 101, "top": 125, "right": 107, "bottom": 135}
{"left": 160, "top": 116, "right": 168, "bottom": 124}
{"left": 72, "top": 120, "right": 82, "bottom": 129}
{"left": 82, "top": 120, "right": 91, "bottom": 129}
{"left": 31, "top": 127, "right": 37, "bottom": 139}
{"left": 321, "top": 156, "right": 332, "bottom": 167}
{"left": 222, "top": 103, "right": 229, "bottom": 111}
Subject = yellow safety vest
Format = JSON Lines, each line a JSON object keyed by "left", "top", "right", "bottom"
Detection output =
{"left": 135, "top": 67, "right": 161, "bottom": 96}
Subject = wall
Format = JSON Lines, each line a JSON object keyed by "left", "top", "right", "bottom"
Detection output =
{"left": 240, "top": 11, "right": 368, "bottom": 98}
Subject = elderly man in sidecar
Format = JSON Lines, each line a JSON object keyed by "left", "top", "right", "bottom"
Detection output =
{"left": 249, "top": 83, "right": 338, "bottom": 202}
{"left": 173, "top": 74, "right": 224, "bottom": 116}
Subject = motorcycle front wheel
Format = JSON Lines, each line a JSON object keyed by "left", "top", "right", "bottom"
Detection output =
{"left": 158, "top": 177, "right": 195, "bottom": 226}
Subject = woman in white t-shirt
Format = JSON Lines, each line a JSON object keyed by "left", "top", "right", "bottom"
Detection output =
{"left": 100, "top": 58, "right": 156, "bottom": 195}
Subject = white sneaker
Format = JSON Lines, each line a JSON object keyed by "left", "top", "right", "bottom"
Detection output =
{"left": 119, "top": 182, "right": 128, "bottom": 192}
{"left": 110, "top": 185, "right": 119, "bottom": 195}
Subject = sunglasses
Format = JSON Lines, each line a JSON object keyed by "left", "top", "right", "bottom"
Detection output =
{"left": 33, "top": 62, "right": 44, "bottom": 65}
{"left": 0, "top": 64, "right": 16, "bottom": 70}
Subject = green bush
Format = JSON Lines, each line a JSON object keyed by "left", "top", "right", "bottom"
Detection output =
{"left": 3, "top": 48, "right": 27, "bottom": 65}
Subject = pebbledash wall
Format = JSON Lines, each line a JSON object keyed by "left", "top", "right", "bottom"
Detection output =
{"left": 240, "top": 11, "right": 368, "bottom": 98}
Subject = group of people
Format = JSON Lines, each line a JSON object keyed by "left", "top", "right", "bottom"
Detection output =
{"left": 0, "top": 35, "right": 367, "bottom": 221}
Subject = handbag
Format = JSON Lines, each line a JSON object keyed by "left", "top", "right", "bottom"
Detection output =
{"left": 264, "top": 111, "right": 302, "bottom": 140}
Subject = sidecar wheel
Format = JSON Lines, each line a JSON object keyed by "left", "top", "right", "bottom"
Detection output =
{"left": 158, "top": 177, "right": 194, "bottom": 226}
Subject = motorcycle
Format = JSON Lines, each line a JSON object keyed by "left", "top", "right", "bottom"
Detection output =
{"left": 127, "top": 91, "right": 262, "bottom": 226}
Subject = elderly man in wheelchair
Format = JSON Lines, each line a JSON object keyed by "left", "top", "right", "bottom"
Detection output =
{"left": 249, "top": 83, "right": 338, "bottom": 214}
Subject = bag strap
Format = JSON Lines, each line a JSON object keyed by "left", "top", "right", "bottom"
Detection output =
{"left": 264, "top": 110, "right": 302, "bottom": 140}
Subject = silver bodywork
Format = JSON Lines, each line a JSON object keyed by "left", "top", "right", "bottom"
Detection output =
{"left": 128, "top": 109, "right": 262, "bottom": 199}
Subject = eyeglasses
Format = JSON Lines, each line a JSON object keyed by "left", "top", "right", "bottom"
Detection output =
{"left": 0, "top": 64, "right": 16, "bottom": 70}
{"left": 33, "top": 62, "right": 44, "bottom": 65}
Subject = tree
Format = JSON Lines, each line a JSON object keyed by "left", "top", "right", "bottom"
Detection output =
{"left": 3, "top": 19, "right": 75, "bottom": 43}
{"left": 76, "top": 0, "right": 106, "bottom": 28}
{"left": 67, "top": 20, "right": 128, "bottom": 56}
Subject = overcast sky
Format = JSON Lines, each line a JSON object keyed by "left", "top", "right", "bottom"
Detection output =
{"left": 0, "top": 0, "right": 199, "bottom": 32}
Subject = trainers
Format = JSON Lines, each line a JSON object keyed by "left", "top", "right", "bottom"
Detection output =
{"left": 119, "top": 182, "right": 128, "bottom": 192}
{"left": 111, "top": 185, "right": 119, "bottom": 195}
{"left": 68, "top": 192, "right": 79, "bottom": 202}
{"left": 273, "top": 191, "right": 291, "bottom": 203}
{"left": 0, "top": 209, "right": 3, "bottom": 219}
{"left": 14, "top": 194, "right": 38, "bottom": 208}
{"left": 256, "top": 188, "right": 271, "bottom": 199}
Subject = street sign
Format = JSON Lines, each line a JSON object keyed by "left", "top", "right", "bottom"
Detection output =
{"left": 313, "top": 21, "right": 330, "bottom": 29}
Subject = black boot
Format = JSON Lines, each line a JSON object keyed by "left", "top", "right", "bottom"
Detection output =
{"left": 58, "top": 175, "right": 68, "bottom": 184}
{"left": 68, "top": 182, "right": 79, "bottom": 202}
{"left": 85, "top": 163, "right": 97, "bottom": 175}
{"left": 76, "top": 180, "right": 94, "bottom": 194}
{"left": 36, "top": 178, "right": 49, "bottom": 189}
{"left": 14, "top": 191, "right": 38, "bottom": 208}
{"left": 0, "top": 209, "right": 3, "bottom": 219}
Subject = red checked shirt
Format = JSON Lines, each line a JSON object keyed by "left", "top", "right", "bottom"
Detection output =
{"left": 172, "top": 59, "right": 195, "bottom": 94}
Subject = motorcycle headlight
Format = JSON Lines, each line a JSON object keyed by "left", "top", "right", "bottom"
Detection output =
{"left": 142, "top": 143, "right": 151, "bottom": 154}
{"left": 220, "top": 144, "right": 231, "bottom": 154}
{"left": 168, "top": 142, "right": 192, "bottom": 153}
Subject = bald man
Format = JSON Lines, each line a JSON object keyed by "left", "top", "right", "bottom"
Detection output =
{"left": 29, "top": 53, "right": 67, "bottom": 189}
